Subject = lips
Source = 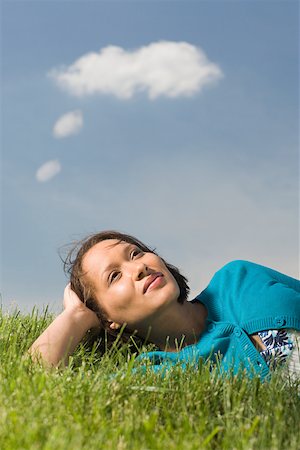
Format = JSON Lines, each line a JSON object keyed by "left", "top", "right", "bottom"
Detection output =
{"left": 143, "top": 273, "right": 163, "bottom": 293}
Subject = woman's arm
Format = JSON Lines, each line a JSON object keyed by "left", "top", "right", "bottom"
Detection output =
{"left": 28, "top": 285, "right": 100, "bottom": 367}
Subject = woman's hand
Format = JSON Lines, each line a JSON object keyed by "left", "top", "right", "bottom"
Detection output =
{"left": 28, "top": 285, "right": 101, "bottom": 367}
{"left": 63, "top": 284, "right": 100, "bottom": 329}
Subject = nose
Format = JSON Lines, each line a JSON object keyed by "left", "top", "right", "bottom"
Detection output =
{"left": 124, "top": 261, "right": 148, "bottom": 280}
{"left": 135, "top": 263, "right": 149, "bottom": 280}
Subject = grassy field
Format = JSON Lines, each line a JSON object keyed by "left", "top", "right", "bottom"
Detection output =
{"left": 0, "top": 308, "right": 299, "bottom": 450}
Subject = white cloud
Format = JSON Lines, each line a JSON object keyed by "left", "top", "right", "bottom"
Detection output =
{"left": 53, "top": 110, "right": 83, "bottom": 138}
{"left": 49, "top": 41, "right": 223, "bottom": 99}
{"left": 36, "top": 160, "right": 61, "bottom": 182}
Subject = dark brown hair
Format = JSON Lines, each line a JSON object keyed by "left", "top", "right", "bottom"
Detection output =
{"left": 63, "top": 230, "right": 190, "bottom": 352}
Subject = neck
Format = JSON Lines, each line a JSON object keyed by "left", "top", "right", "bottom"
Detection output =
{"left": 141, "top": 300, "right": 207, "bottom": 352}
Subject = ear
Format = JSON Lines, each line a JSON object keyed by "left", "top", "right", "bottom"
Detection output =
{"left": 109, "top": 321, "right": 121, "bottom": 330}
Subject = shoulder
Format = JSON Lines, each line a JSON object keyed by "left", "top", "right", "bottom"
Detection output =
{"left": 219, "top": 260, "right": 260, "bottom": 271}
{"left": 215, "top": 260, "right": 261, "bottom": 278}
{"left": 200, "top": 260, "right": 257, "bottom": 297}
{"left": 218, "top": 260, "right": 299, "bottom": 283}
{"left": 208, "top": 260, "right": 272, "bottom": 292}
{"left": 214, "top": 261, "right": 300, "bottom": 294}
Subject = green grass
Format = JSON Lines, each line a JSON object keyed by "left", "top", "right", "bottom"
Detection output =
{"left": 0, "top": 308, "right": 299, "bottom": 450}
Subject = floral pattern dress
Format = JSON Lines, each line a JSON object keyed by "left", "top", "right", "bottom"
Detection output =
{"left": 258, "top": 329, "right": 299, "bottom": 372}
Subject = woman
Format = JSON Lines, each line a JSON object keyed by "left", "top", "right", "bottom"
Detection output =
{"left": 29, "top": 231, "right": 300, "bottom": 380}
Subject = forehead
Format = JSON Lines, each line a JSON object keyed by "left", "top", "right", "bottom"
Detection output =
{"left": 82, "top": 239, "right": 128, "bottom": 273}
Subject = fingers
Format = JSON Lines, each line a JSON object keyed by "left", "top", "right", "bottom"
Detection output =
{"left": 63, "top": 283, "right": 81, "bottom": 309}
{"left": 64, "top": 283, "right": 72, "bottom": 296}
{"left": 62, "top": 283, "right": 100, "bottom": 329}
{"left": 64, "top": 283, "right": 79, "bottom": 300}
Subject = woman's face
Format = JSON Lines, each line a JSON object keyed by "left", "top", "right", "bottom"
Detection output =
{"left": 82, "top": 239, "right": 180, "bottom": 333}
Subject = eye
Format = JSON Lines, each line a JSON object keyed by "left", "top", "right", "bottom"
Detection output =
{"left": 108, "top": 271, "right": 121, "bottom": 285}
{"left": 130, "top": 248, "right": 143, "bottom": 259}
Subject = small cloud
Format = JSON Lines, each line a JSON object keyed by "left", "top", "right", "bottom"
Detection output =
{"left": 49, "top": 41, "right": 223, "bottom": 100}
{"left": 36, "top": 160, "right": 61, "bottom": 182}
{"left": 53, "top": 110, "right": 83, "bottom": 138}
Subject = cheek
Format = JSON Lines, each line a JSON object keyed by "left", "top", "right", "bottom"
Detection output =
{"left": 98, "top": 282, "right": 133, "bottom": 314}
{"left": 166, "top": 277, "right": 180, "bottom": 300}
{"left": 113, "top": 283, "right": 132, "bottom": 305}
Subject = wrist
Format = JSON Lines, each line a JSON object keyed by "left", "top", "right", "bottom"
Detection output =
{"left": 64, "top": 307, "right": 99, "bottom": 331}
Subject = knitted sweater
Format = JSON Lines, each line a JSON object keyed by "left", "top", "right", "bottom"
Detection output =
{"left": 138, "top": 260, "right": 300, "bottom": 379}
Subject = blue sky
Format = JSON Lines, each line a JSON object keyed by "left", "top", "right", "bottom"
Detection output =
{"left": 1, "top": 1, "right": 299, "bottom": 312}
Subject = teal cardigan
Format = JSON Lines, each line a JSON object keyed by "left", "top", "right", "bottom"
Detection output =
{"left": 138, "top": 260, "right": 300, "bottom": 380}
